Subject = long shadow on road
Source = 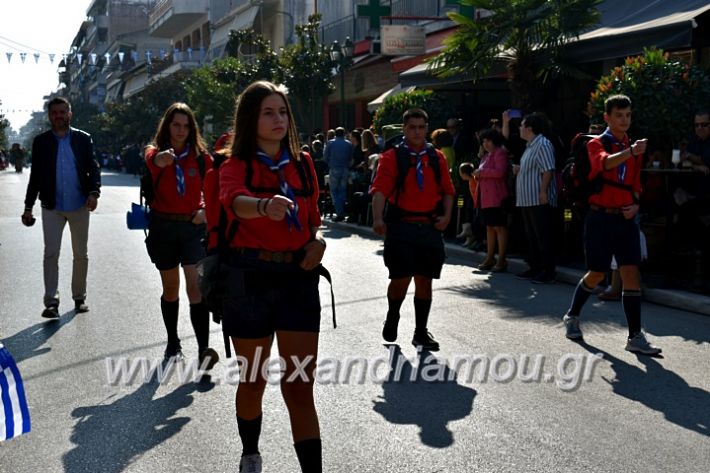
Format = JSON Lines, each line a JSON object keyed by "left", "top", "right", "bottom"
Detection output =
{"left": 63, "top": 369, "right": 213, "bottom": 473}
{"left": 373, "top": 345, "right": 476, "bottom": 448}
{"left": 2, "top": 311, "right": 77, "bottom": 364}
{"left": 574, "top": 340, "right": 709, "bottom": 437}
{"left": 444, "top": 273, "right": 710, "bottom": 345}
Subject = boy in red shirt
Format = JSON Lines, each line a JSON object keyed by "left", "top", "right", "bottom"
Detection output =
{"left": 370, "top": 108, "right": 456, "bottom": 351}
{"left": 562, "top": 95, "right": 661, "bottom": 355}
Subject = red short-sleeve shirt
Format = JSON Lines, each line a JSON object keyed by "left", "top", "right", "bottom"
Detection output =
{"left": 369, "top": 144, "right": 456, "bottom": 212}
{"left": 587, "top": 135, "right": 643, "bottom": 208}
{"left": 144, "top": 146, "right": 212, "bottom": 214}
{"left": 218, "top": 151, "right": 321, "bottom": 251}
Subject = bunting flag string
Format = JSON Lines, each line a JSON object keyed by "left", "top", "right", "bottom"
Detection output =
{"left": 0, "top": 48, "right": 208, "bottom": 67}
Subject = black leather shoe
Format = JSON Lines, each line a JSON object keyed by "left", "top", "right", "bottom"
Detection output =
{"left": 412, "top": 331, "right": 440, "bottom": 351}
{"left": 382, "top": 317, "right": 399, "bottom": 342}
{"left": 41, "top": 305, "right": 59, "bottom": 319}
{"left": 164, "top": 343, "right": 184, "bottom": 362}
{"left": 74, "top": 300, "right": 89, "bottom": 313}
{"left": 198, "top": 347, "right": 219, "bottom": 370}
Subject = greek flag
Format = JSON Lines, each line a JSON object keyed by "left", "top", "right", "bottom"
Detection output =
{"left": 0, "top": 343, "right": 31, "bottom": 441}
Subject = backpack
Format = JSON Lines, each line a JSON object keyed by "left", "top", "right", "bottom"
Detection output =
{"left": 561, "top": 134, "right": 613, "bottom": 209}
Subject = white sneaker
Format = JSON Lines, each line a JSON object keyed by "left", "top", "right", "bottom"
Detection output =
{"left": 239, "top": 453, "right": 262, "bottom": 473}
{"left": 625, "top": 332, "right": 662, "bottom": 355}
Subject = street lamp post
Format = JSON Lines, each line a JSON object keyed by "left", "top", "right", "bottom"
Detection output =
{"left": 330, "top": 37, "right": 353, "bottom": 128}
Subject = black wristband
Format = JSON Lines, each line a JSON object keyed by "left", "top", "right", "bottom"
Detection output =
{"left": 257, "top": 198, "right": 265, "bottom": 216}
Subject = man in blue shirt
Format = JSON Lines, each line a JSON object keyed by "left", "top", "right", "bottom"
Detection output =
{"left": 323, "top": 127, "right": 353, "bottom": 221}
{"left": 22, "top": 97, "right": 101, "bottom": 319}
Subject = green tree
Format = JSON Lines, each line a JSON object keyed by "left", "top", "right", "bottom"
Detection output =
{"left": 588, "top": 47, "right": 710, "bottom": 151}
{"left": 187, "top": 29, "right": 281, "bottom": 141}
{"left": 372, "top": 89, "right": 452, "bottom": 133}
{"left": 279, "top": 13, "right": 335, "bottom": 137}
{"left": 430, "top": 0, "right": 603, "bottom": 109}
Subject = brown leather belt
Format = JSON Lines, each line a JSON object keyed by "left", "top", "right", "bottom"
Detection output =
{"left": 151, "top": 210, "right": 194, "bottom": 222}
{"left": 400, "top": 216, "right": 435, "bottom": 224}
{"left": 589, "top": 204, "right": 622, "bottom": 215}
{"left": 235, "top": 248, "right": 297, "bottom": 264}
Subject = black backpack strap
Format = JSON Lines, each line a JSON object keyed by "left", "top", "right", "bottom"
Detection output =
{"left": 197, "top": 153, "right": 206, "bottom": 180}
{"left": 314, "top": 264, "right": 336, "bottom": 329}
{"left": 425, "top": 143, "right": 442, "bottom": 186}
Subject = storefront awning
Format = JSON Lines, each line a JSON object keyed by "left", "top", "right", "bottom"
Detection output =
{"left": 367, "top": 84, "right": 415, "bottom": 112}
{"left": 568, "top": 0, "right": 710, "bottom": 62}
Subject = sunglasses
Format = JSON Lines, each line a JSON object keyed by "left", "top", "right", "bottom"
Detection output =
{"left": 695, "top": 122, "right": 710, "bottom": 128}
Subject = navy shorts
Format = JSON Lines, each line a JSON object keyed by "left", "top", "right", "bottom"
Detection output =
{"left": 145, "top": 218, "right": 206, "bottom": 271}
{"left": 584, "top": 209, "right": 641, "bottom": 272}
{"left": 383, "top": 222, "right": 446, "bottom": 279}
{"left": 221, "top": 258, "right": 321, "bottom": 339}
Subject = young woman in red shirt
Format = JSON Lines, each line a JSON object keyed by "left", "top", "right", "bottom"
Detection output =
{"left": 144, "top": 103, "right": 219, "bottom": 368}
{"left": 218, "top": 81, "right": 326, "bottom": 473}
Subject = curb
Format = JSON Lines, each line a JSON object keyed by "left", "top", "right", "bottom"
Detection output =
{"left": 323, "top": 220, "right": 710, "bottom": 317}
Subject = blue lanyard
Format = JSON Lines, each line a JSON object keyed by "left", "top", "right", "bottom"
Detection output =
{"left": 255, "top": 149, "right": 302, "bottom": 231}
{"left": 174, "top": 145, "right": 190, "bottom": 196}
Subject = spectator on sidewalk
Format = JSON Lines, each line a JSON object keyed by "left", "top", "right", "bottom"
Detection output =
{"left": 371, "top": 108, "right": 456, "bottom": 351}
{"left": 470, "top": 128, "right": 510, "bottom": 272}
{"left": 323, "top": 127, "right": 353, "bottom": 221}
{"left": 21, "top": 97, "right": 101, "bottom": 319}
{"left": 514, "top": 112, "right": 558, "bottom": 284}
{"left": 562, "top": 94, "right": 661, "bottom": 355}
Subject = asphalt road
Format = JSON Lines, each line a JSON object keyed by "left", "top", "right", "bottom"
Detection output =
{"left": 0, "top": 170, "right": 708, "bottom": 472}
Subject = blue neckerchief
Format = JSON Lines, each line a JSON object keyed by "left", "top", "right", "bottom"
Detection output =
{"left": 255, "top": 148, "right": 302, "bottom": 231}
{"left": 402, "top": 143, "right": 428, "bottom": 191}
{"left": 601, "top": 128, "right": 627, "bottom": 183}
{"left": 174, "top": 144, "right": 190, "bottom": 196}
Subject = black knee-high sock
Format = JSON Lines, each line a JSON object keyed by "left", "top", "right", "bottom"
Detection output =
{"left": 414, "top": 298, "right": 432, "bottom": 334}
{"left": 386, "top": 296, "right": 404, "bottom": 321}
{"left": 567, "top": 279, "right": 595, "bottom": 316}
{"left": 189, "top": 299, "right": 210, "bottom": 353}
{"left": 294, "top": 438, "right": 322, "bottom": 473}
{"left": 160, "top": 297, "right": 180, "bottom": 347}
{"left": 237, "top": 414, "right": 262, "bottom": 456}
{"left": 622, "top": 290, "right": 642, "bottom": 338}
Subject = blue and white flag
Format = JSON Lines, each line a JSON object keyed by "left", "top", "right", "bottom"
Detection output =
{"left": 0, "top": 343, "right": 31, "bottom": 441}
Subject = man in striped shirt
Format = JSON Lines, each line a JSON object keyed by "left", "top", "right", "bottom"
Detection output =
{"left": 514, "top": 113, "right": 558, "bottom": 284}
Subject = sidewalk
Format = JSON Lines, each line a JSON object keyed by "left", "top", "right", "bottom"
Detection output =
{"left": 323, "top": 219, "right": 710, "bottom": 317}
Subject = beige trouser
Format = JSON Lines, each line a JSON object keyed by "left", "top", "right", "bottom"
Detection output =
{"left": 42, "top": 207, "right": 90, "bottom": 307}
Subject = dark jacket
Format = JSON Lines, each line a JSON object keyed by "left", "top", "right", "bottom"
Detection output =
{"left": 25, "top": 127, "right": 101, "bottom": 210}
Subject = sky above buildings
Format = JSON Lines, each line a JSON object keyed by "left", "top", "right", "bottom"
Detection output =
{"left": 0, "top": 0, "right": 90, "bottom": 131}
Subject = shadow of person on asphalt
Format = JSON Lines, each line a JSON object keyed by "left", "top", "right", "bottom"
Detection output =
{"left": 372, "top": 345, "right": 476, "bottom": 448}
{"left": 444, "top": 275, "right": 710, "bottom": 346}
{"left": 574, "top": 340, "right": 709, "bottom": 437}
{"left": 63, "top": 364, "right": 214, "bottom": 473}
{"left": 2, "top": 311, "right": 78, "bottom": 364}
